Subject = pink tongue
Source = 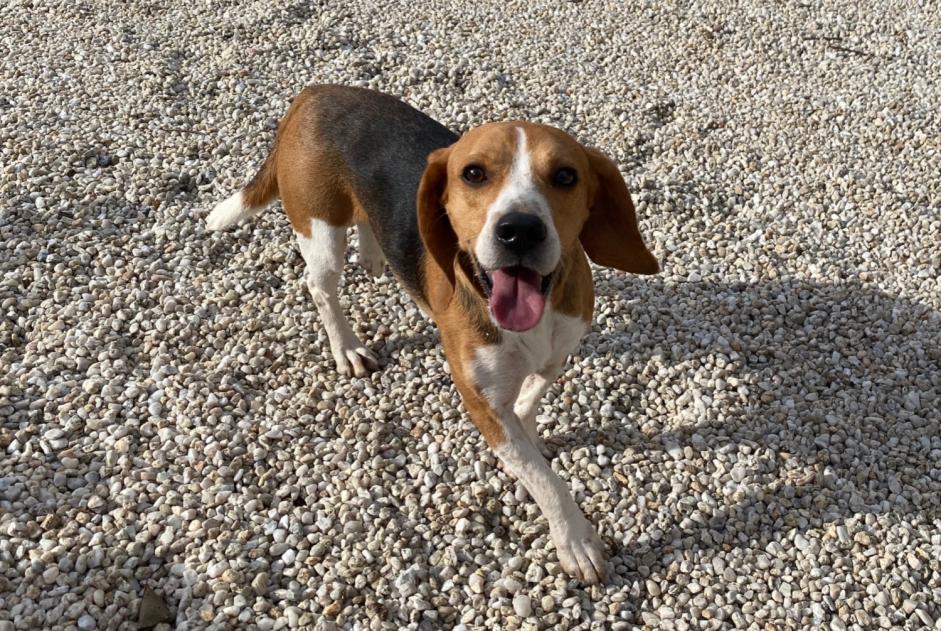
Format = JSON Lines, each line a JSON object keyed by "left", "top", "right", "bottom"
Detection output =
{"left": 490, "top": 267, "right": 546, "bottom": 332}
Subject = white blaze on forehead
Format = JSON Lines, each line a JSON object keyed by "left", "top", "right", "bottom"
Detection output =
{"left": 475, "top": 126, "right": 561, "bottom": 275}
{"left": 492, "top": 127, "right": 544, "bottom": 212}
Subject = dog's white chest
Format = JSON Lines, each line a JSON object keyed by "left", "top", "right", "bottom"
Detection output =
{"left": 468, "top": 308, "right": 588, "bottom": 409}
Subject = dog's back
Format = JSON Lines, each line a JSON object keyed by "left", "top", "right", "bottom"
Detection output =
{"left": 208, "top": 85, "right": 457, "bottom": 300}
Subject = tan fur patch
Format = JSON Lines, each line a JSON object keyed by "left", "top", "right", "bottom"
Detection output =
{"left": 273, "top": 88, "right": 368, "bottom": 236}
{"left": 550, "top": 248, "right": 595, "bottom": 321}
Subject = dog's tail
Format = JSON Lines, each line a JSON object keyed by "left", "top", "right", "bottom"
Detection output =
{"left": 206, "top": 143, "right": 280, "bottom": 231}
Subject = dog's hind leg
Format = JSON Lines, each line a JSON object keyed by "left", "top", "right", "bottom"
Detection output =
{"left": 357, "top": 221, "right": 386, "bottom": 278}
{"left": 296, "top": 218, "right": 379, "bottom": 377}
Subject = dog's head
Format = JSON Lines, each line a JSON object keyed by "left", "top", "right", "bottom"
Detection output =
{"left": 418, "top": 122, "right": 658, "bottom": 331}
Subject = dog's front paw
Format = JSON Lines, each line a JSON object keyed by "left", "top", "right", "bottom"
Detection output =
{"left": 333, "top": 345, "right": 379, "bottom": 377}
{"left": 553, "top": 517, "right": 608, "bottom": 584}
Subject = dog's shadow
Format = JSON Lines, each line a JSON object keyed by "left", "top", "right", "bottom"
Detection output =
{"left": 552, "top": 276, "right": 939, "bottom": 585}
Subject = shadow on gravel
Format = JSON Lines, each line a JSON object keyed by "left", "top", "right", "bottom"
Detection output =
{"left": 373, "top": 329, "right": 440, "bottom": 364}
{"left": 559, "top": 277, "right": 940, "bottom": 585}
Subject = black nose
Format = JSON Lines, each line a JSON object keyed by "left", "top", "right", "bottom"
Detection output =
{"left": 495, "top": 212, "right": 547, "bottom": 255}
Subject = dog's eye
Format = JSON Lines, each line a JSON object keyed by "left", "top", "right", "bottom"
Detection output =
{"left": 462, "top": 164, "right": 487, "bottom": 185}
{"left": 553, "top": 167, "right": 577, "bottom": 187}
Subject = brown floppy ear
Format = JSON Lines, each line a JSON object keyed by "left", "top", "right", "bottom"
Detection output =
{"left": 417, "top": 146, "right": 458, "bottom": 304}
{"left": 581, "top": 147, "right": 660, "bottom": 274}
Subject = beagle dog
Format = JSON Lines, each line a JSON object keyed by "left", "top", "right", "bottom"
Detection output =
{"left": 207, "top": 85, "right": 659, "bottom": 584}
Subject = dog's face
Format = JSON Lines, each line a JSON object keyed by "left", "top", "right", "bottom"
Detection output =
{"left": 418, "top": 122, "right": 658, "bottom": 331}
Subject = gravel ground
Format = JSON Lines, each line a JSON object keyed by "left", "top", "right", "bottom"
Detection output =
{"left": 2, "top": 0, "right": 940, "bottom": 629}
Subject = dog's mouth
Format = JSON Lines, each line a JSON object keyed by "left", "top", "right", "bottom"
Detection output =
{"left": 474, "top": 259, "right": 553, "bottom": 332}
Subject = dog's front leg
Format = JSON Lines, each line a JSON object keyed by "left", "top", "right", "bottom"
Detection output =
{"left": 494, "top": 411, "right": 608, "bottom": 584}
{"left": 448, "top": 354, "right": 607, "bottom": 584}
{"left": 512, "top": 363, "right": 563, "bottom": 456}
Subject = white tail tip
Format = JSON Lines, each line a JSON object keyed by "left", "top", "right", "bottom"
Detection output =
{"left": 206, "top": 191, "right": 250, "bottom": 231}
